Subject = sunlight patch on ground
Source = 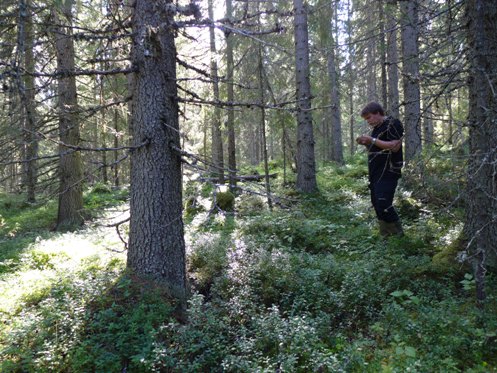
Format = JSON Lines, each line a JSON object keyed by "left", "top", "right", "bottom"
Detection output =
{"left": 0, "top": 208, "right": 128, "bottom": 316}
{"left": 437, "top": 222, "right": 463, "bottom": 246}
{"left": 340, "top": 189, "right": 372, "bottom": 219}
{"left": 185, "top": 230, "right": 222, "bottom": 257}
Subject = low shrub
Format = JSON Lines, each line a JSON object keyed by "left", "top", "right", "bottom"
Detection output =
{"left": 216, "top": 191, "right": 235, "bottom": 212}
{"left": 236, "top": 194, "right": 266, "bottom": 215}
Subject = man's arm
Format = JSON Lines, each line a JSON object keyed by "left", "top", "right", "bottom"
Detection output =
{"left": 356, "top": 135, "right": 402, "bottom": 152}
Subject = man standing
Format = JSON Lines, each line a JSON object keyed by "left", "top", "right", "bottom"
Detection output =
{"left": 356, "top": 102, "right": 404, "bottom": 237}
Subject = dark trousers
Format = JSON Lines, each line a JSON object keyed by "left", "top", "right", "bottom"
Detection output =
{"left": 369, "top": 178, "right": 400, "bottom": 223}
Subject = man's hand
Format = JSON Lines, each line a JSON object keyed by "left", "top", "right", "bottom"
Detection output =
{"left": 356, "top": 135, "right": 371, "bottom": 146}
{"left": 391, "top": 139, "right": 402, "bottom": 153}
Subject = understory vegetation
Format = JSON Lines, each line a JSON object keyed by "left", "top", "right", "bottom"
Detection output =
{"left": 1, "top": 155, "right": 496, "bottom": 372}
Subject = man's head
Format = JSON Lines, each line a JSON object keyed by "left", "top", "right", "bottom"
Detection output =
{"left": 361, "top": 102, "right": 385, "bottom": 127}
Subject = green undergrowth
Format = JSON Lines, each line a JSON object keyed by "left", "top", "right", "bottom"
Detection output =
{"left": 1, "top": 157, "right": 496, "bottom": 372}
{"left": 0, "top": 185, "right": 128, "bottom": 276}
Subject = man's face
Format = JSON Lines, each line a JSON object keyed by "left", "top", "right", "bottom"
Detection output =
{"left": 362, "top": 112, "right": 383, "bottom": 127}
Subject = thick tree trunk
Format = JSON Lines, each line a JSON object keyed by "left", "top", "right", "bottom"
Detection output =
{"left": 385, "top": 0, "right": 400, "bottom": 118}
{"left": 225, "top": 0, "right": 237, "bottom": 192}
{"left": 127, "top": 0, "right": 186, "bottom": 299}
{"left": 53, "top": 0, "right": 84, "bottom": 230}
{"left": 400, "top": 0, "right": 422, "bottom": 161}
{"left": 465, "top": 0, "right": 497, "bottom": 304}
{"left": 208, "top": 0, "right": 224, "bottom": 183}
{"left": 294, "top": 0, "right": 317, "bottom": 193}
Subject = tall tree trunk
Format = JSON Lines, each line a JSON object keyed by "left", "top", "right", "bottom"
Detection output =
{"left": 464, "top": 0, "right": 497, "bottom": 305}
{"left": 323, "top": 115, "right": 330, "bottom": 161}
{"left": 108, "top": 2, "right": 121, "bottom": 187}
{"left": 294, "top": 0, "right": 317, "bottom": 193}
{"left": 127, "top": 0, "right": 186, "bottom": 300}
{"left": 386, "top": 0, "right": 400, "bottom": 118}
{"left": 225, "top": 0, "right": 236, "bottom": 192}
{"left": 19, "top": 0, "right": 38, "bottom": 202}
{"left": 282, "top": 123, "right": 287, "bottom": 184}
{"left": 101, "top": 126, "right": 108, "bottom": 183}
{"left": 366, "top": 5, "right": 378, "bottom": 104}
{"left": 249, "top": 121, "right": 258, "bottom": 165}
{"left": 456, "top": 88, "right": 465, "bottom": 144}
{"left": 126, "top": 42, "right": 135, "bottom": 185}
{"left": 99, "top": 72, "right": 108, "bottom": 184}
{"left": 446, "top": 93, "right": 453, "bottom": 145}
{"left": 203, "top": 107, "right": 208, "bottom": 161}
{"left": 113, "top": 106, "right": 120, "bottom": 187}
{"left": 379, "top": 0, "right": 388, "bottom": 108}
{"left": 400, "top": 0, "right": 422, "bottom": 161}
{"left": 326, "top": 1, "right": 344, "bottom": 165}
{"left": 257, "top": 41, "right": 272, "bottom": 209}
{"left": 422, "top": 94, "right": 433, "bottom": 146}
{"left": 346, "top": 0, "right": 355, "bottom": 155}
{"left": 7, "top": 88, "right": 20, "bottom": 193}
{"left": 255, "top": 121, "right": 262, "bottom": 164}
{"left": 208, "top": 0, "right": 224, "bottom": 183}
{"left": 53, "top": 0, "right": 84, "bottom": 230}
{"left": 366, "top": 41, "right": 377, "bottom": 101}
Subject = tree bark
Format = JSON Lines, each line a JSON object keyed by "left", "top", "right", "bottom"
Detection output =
{"left": 379, "top": 1, "right": 388, "bottom": 108}
{"left": 422, "top": 94, "right": 433, "bottom": 145}
{"left": 386, "top": 0, "right": 400, "bottom": 119}
{"left": 294, "top": 0, "right": 317, "bottom": 193}
{"left": 366, "top": 41, "right": 377, "bottom": 102}
{"left": 464, "top": 0, "right": 497, "bottom": 304}
{"left": 346, "top": 0, "right": 355, "bottom": 155}
{"left": 400, "top": 0, "right": 422, "bottom": 161}
{"left": 99, "top": 71, "right": 109, "bottom": 184}
{"left": 446, "top": 93, "right": 453, "bottom": 145}
{"left": 19, "top": 0, "right": 38, "bottom": 202}
{"left": 53, "top": 0, "right": 84, "bottom": 230}
{"left": 113, "top": 106, "right": 120, "bottom": 187}
{"left": 326, "top": 1, "right": 344, "bottom": 165}
{"left": 127, "top": 0, "right": 186, "bottom": 300}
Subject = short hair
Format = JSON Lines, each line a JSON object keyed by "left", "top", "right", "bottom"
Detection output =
{"left": 361, "top": 102, "right": 385, "bottom": 117}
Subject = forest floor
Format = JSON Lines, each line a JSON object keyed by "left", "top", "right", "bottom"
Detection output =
{"left": 1, "top": 156, "right": 496, "bottom": 372}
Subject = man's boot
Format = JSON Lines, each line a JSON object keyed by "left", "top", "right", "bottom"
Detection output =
{"left": 378, "top": 220, "right": 404, "bottom": 238}
{"left": 384, "top": 220, "right": 404, "bottom": 237}
{"left": 392, "top": 220, "right": 404, "bottom": 236}
{"left": 378, "top": 220, "right": 390, "bottom": 237}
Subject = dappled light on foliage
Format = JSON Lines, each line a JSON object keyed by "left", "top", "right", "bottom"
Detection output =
{"left": 1, "top": 158, "right": 497, "bottom": 371}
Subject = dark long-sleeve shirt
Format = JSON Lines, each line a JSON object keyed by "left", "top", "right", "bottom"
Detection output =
{"left": 368, "top": 117, "right": 404, "bottom": 183}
